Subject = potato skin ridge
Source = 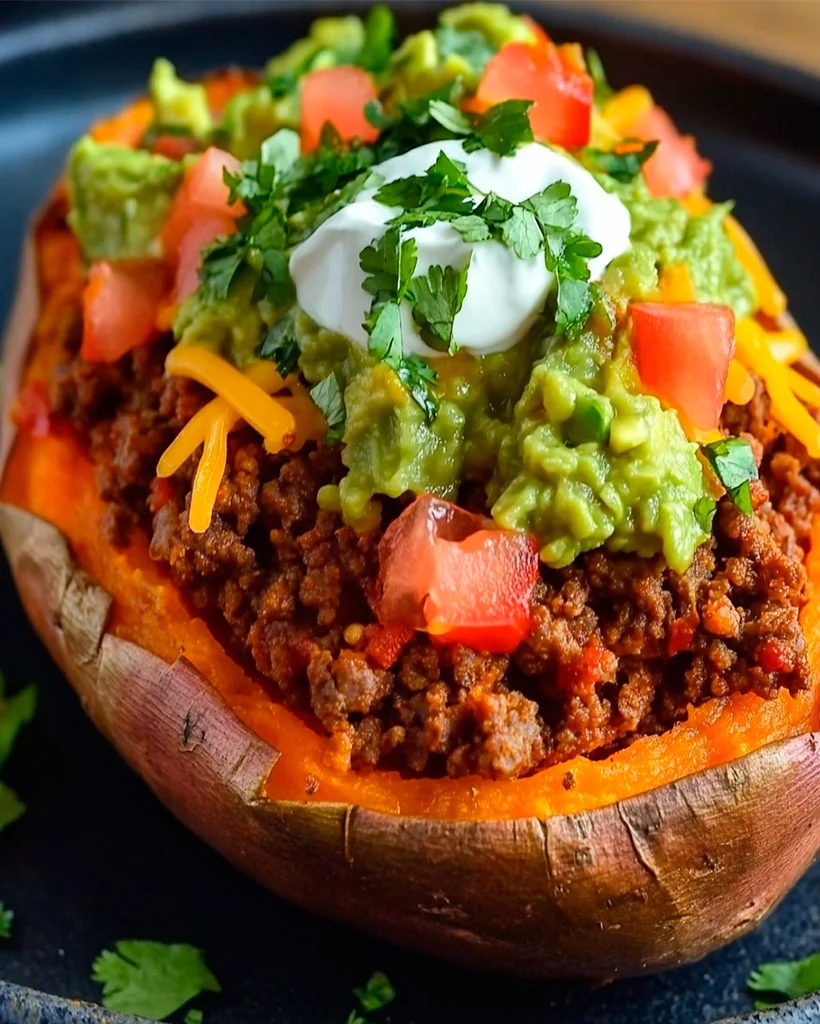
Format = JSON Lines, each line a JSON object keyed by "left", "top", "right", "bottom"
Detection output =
{"left": 4, "top": 200, "right": 820, "bottom": 977}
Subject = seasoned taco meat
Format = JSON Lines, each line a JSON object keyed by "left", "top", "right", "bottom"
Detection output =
{"left": 49, "top": 294, "right": 816, "bottom": 780}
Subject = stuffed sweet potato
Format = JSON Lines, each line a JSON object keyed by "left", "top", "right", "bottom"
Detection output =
{"left": 3, "top": 2, "right": 820, "bottom": 979}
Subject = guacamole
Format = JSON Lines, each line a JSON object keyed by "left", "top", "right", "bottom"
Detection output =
{"left": 67, "top": 137, "right": 184, "bottom": 260}
{"left": 63, "top": 1, "right": 761, "bottom": 577}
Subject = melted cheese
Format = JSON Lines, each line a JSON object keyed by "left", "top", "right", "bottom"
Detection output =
{"left": 159, "top": 348, "right": 325, "bottom": 534}
{"left": 735, "top": 318, "right": 820, "bottom": 457}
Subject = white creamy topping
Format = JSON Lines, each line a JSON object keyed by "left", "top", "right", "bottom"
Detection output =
{"left": 289, "top": 139, "right": 632, "bottom": 358}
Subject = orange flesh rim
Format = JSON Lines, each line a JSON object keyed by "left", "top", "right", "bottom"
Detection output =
{"left": 3, "top": 101, "right": 820, "bottom": 822}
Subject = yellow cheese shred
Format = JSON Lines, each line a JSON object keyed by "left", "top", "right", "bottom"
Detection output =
{"left": 724, "top": 359, "right": 755, "bottom": 406}
{"left": 735, "top": 318, "right": 820, "bottom": 457}
{"left": 189, "top": 404, "right": 231, "bottom": 534}
{"left": 724, "top": 215, "right": 787, "bottom": 319}
{"left": 165, "top": 346, "right": 296, "bottom": 453}
{"left": 159, "top": 347, "right": 328, "bottom": 534}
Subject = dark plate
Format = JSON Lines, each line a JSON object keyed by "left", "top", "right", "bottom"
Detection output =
{"left": 1, "top": 3, "right": 820, "bottom": 1023}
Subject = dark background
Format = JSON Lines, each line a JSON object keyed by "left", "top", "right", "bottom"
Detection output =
{"left": 1, "top": 4, "right": 820, "bottom": 1022}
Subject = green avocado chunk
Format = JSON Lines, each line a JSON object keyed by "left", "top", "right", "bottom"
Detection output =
{"left": 149, "top": 58, "right": 213, "bottom": 140}
{"left": 66, "top": 136, "right": 184, "bottom": 261}
{"left": 488, "top": 328, "right": 710, "bottom": 573}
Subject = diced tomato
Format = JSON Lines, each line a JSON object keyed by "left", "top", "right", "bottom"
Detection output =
{"left": 11, "top": 380, "right": 50, "bottom": 437}
{"left": 757, "top": 638, "right": 796, "bottom": 674}
{"left": 377, "top": 495, "right": 540, "bottom": 655}
{"left": 161, "top": 147, "right": 243, "bottom": 258}
{"left": 365, "top": 624, "right": 416, "bottom": 669}
{"left": 149, "top": 477, "right": 176, "bottom": 514}
{"left": 173, "top": 212, "right": 237, "bottom": 304}
{"left": 668, "top": 617, "right": 696, "bottom": 656}
{"left": 630, "top": 302, "right": 735, "bottom": 432}
{"left": 629, "top": 104, "right": 711, "bottom": 199}
{"left": 300, "top": 66, "right": 380, "bottom": 153}
{"left": 472, "top": 39, "right": 593, "bottom": 149}
{"left": 150, "top": 133, "right": 200, "bottom": 161}
{"left": 81, "top": 260, "right": 170, "bottom": 363}
{"left": 161, "top": 147, "right": 244, "bottom": 304}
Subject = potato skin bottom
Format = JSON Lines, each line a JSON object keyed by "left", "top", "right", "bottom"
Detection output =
{"left": 3, "top": 498, "right": 820, "bottom": 978}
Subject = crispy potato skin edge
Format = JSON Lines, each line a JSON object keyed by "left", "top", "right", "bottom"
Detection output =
{"left": 2, "top": 209, "right": 820, "bottom": 979}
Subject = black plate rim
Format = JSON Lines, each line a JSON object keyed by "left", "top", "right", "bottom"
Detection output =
{"left": 0, "top": 3, "right": 818, "bottom": 1022}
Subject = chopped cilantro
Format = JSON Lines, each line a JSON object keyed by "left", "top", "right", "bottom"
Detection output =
{"left": 346, "top": 1014, "right": 367, "bottom": 1024}
{"left": 500, "top": 206, "right": 543, "bottom": 260}
{"left": 701, "top": 437, "right": 759, "bottom": 515}
{"left": 428, "top": 99, "right": 473, "bottom": 136}
{"left": 397, "top": 357, "right": 439, "bottom": 422}
{"left": 310, "top": 372, "right": 346, "bottom": 444}
{"left": 0, "top": 902, "right": 13, "bottom": 939}
{"left": 358, "top": 5, "right": 396, "bottom": 73}
{"left": 435, "top": 25, "right": 496, "bottom": 75}
{"left": 360, "top": 227, "right": 418, "bottom": 314}
{"left": 428, "top": 98, "right": 534, "bottom": 157}
{"left": 259, "top": 316, "right": 300, "bottom": 376}
{"left": 354, "top": 971, "right": 396, "bottom": 1013}
{"left": 409, "top": 256, "right": 471, "bottom": 354}
{"left": 91, "top": 940, "right": 221, "bottom": 1021}
{"left": 693, "top": 495, "right": 717, "bottom": 533}
{"left": 0, "top": 675, "right": 37, "bottom": 834}
{"left": 748, "top": 953, "right": 820, "bottom": 1010}
{"left": 199, "top": 235, "right": 246, "bottom": 300}
{"left": 183, "top": 1011, "right": 204, "bottom": 1024}
{"left": 586, "top": 47, "right": 613, "bottom": 105}
{"left": 367, "top": 301, "right": 404, "bottom": 366}
{"left": 585, "top": 140, "right": 659, "bottom": 183}
{"left": 463, "top": 99, "right": 534, "bottom": 156}
{"left": 364, "top": 99, "right": 397, "bottom": 131}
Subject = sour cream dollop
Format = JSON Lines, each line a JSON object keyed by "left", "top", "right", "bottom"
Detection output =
{"left": 289, "top": 140, "right": 631, "bottom": 358}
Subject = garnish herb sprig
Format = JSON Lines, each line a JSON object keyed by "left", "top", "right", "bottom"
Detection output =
{"left": 700, "top": 437, "right": 758, "bottom": 515}
{"left": 92, "top": 940, "right": 221, "bottom": 1021}
{"left": 346, "top": 971, "right": 396, "bottom": 1024}
{"left": 584, "top": 139, "right": 659, "bottom": 183}
{"left": 0, "top": 673, "right": 37, "bottom": 833}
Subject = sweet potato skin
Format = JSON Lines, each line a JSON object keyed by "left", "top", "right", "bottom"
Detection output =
{"left": 4, "top": 204, "right": 820, "bottom": 979}
{"left": 3, "top": 495, "right": 820, "bottom": 977}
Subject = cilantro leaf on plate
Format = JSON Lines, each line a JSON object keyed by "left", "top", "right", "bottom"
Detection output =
{"left": 410, "top": 256, "right": 471, "bottom": 355}
{"left": 0, "top": 677, "right": 37, "bottom": 770}
{"left": 748, "top": 953, "right": 820, "bottom": 1010}
{"left": 183, "top": 1011, "right": 204, "bottom": 1024}
{"left": 0, "top": 781, "right": 25, "bottom": 834}
{"left": 701, "top": 437, "right": 759, "bottom": 515}
{"left": 354, "top": 971, "right": 396, "bottom": 1013}
{"left": 310, "top": 371, "right": 346, "bottom": 444}
{"left": 0, "top": 901, "right": 13, "bottom": 939}
{"left": 91, "top": 940, "right": 221, "bottom": 1021}
{"left": 397, "top": 357, "right": 439, "bottom": 422}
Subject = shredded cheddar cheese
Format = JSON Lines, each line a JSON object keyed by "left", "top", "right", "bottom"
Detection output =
{"left": 724, "top": 215, "right": 787, "bottom": 319}
{"left": 159, "top": 347, "right": 326, "bottom": 534}
{"left": 189, "top": 404, "right": 231, "bottom": 533}
{"left": 165, "top": 346, "right": 296, "bottom": 452}
{"left": 657, "top": 263, "right": 696, "bottom": 303}
{"left": 725, "top": 359, "right": 755, "bottom": 406}
{"left": 735, "top": 318, "right": 820, "bottom": 457}
{"left": 768, "top": 328, "right": 809, "bottom": 365}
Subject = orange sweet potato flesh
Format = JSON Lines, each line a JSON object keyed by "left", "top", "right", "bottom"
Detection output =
{"left": 2, "top": 208, "right": 820, "bottom": 823}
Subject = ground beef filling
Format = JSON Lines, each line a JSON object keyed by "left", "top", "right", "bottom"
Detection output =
{"left": 50, "top": 317, "right": 817, "bottom": 779}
